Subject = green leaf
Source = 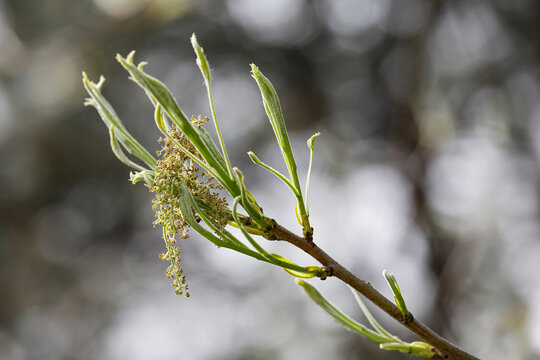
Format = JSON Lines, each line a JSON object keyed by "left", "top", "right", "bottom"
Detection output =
{"left": 195, "top": 125, "right": 229, "bottom": 175}
{"left": 116, "top": 52, "right": 231, "bottom": 187}
{"left": 349, "top": 286, "right": 394, "bottom": 339}
{"left": 232, "top": 167, "right": 267, "bottom": 230}
{"left": 250, "top": 64, "right": 312, "bottom": 234}
{"left": 191, "top": 33, "right": 233, "bottom": 178}
{"left": 108, "top": 126, "right": 147, "bottom": 171}
{"left": 383, "top": 270, "right": 410, "bottom": 317}
{"left": 191, "top": 33, "right": 211, "bottom": 81}
{"left": 409, "top": 342, "right": 437, "bottom": 358}
{"left": 117, "top": 52, "right": 192, "bottom": 135}
{"left": 295, "top": 279, "right": 389, "bottom": 344}
{"left": 250, "top": 64, "right": 297, "bottom": 185}
{"left": 380, "top": 341, "right": 436, "bottom": 358}
{"left": 82, "top": 72, "right": 156, "bottom": 168}
{"left": 271, "top": 254, "right": 319, "bottom": 278}
{"left": 304, "top": 132, "right": 320, "bottom": 216}
{"left": 307, "top": 132, "right": 320, "bottom": 149}
{"left": 247, "top": 151, "right": 298, "bottom": 197}
{"left": 231, "top": 195, "right": 273, "bottom": 260}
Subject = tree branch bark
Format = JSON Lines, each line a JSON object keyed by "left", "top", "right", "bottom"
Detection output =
{"left": 270, "top": 223, "right": 480, "bottom": 360}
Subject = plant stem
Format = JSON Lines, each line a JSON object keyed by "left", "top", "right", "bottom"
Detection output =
{"left": 269, "top": 223, "right": 480, "bottom": 360}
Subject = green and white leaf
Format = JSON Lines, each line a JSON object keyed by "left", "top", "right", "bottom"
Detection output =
{"left": 295, "top": 280, "right": 389, "bottom": 344}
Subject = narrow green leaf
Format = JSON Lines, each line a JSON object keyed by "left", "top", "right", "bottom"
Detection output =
{"left": 247, "top": 151, "right": 299, "bottom": 197}
{"left": 191, "top": 33, "right": 233, "bottom": 178}
{"left": 196, "top": 125, "right": 229, "bottom": 174}
{"left": 108, "top": 126, "right": 146, "bottom": 171}
{"left": 383, "top": 270, "right": 410, "bottom": 317}
{"left": 83, "top": 73, "right": 126, "bottom": 131}
{"left": 250, "top": 65, "right": 312, "bottom": 234}
{"left": 227, "top": 220, "right": 267, "bottom": 236}
{"left": 153, "top": 103, "right": 169, "bottom": 133}
{"left": 304, "top": 132, "right": 320, "bottom": 216}
{"left": 307, "top": 132, "right": 320, "bottom": 149}
{"left": 271, "top": 254, "right": 319, "bottom": 278}
{"left": 116, "top": 52, "right": 232, "bottom": 188}
{"left": 409, "top": 342, "right": 437, "bottom": 358}
{"left": 232, "top": 195, "right": 274, "bottom": 261}
{"left": 349, "top": 286, "right": 394, "bottom": 340}
{"left": 250, "top": 64, "right": 297, "bottom": 183}
{"left": 191, "top": 33, "right": 211, "bottom": 81}
{"left": 175, "top": 181, "right": 229, "bottom": 249}
{"left": 380, "top": 342, "right": 413, "bottom": 353}
{"left": 233, "top": 167, "right": 267, "bottom": 230}
{"left": 295, "top": 279, "right": 389, "bottom": 344}
{"left": 117, "top": 52, "right": 191, "bottom": 134}
{"left": 82, "top": 72, "right": 156, "bottom": 168}
{"left": 116, "top": 52, "right": 194, "bottom": 138}
{"left": 380, "top": 341, "right": 436, "bottom": 358}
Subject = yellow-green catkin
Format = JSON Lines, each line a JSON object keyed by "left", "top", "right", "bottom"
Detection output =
{"left": 150, "top": 116, "right": 229, "bottom": 296}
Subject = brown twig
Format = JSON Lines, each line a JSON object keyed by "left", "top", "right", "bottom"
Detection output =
{"left": 270, "top": 223, "right": 480, "bottom": 360}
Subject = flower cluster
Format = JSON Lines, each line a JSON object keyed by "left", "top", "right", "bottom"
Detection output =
{"left": 150, "top": 117, "right": 229, "bottom": 296}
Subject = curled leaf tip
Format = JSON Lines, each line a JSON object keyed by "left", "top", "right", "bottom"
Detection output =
{"left": 233, "top": 167, "right": 243, "bottom": 178}
{"left": 307, "top": 132, "right": 321, "bottom": 149}
{"left": 137, "top": 61, "right": 148, "bottom": 70}
{"left": 247, "top": 151, "right": 261, "bottom": 163}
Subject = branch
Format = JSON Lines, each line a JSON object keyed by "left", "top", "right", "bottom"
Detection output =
{"left": 270, "top": 223, "right": 480, "bottom": 360}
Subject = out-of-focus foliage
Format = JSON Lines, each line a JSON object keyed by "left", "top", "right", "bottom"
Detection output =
{"left": 1, "top": 0, "right": 539, "bottom": 359}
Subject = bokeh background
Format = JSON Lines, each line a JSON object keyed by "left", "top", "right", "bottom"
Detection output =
{"left": 1, "top": 0, "right": 539, "bottom": 359}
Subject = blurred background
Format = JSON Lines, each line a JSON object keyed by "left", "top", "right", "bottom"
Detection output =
{"left": 1, "top": 0, "right": 539, "bottom": 359}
